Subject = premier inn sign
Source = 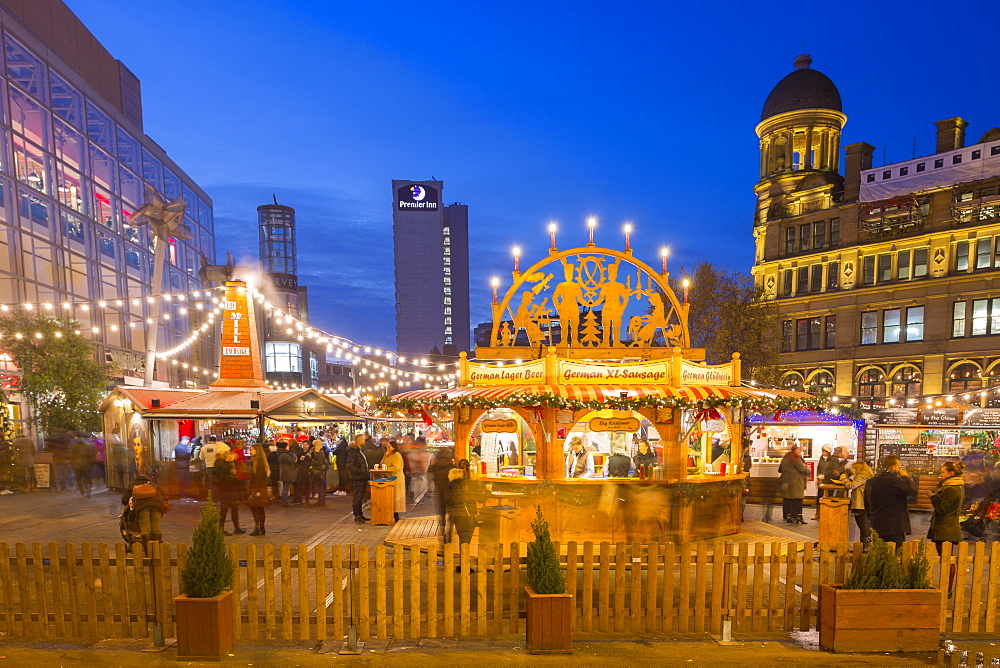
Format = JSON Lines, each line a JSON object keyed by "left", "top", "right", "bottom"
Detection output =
{"left": 396, "top": 183, "right": 439, "bottom": 211}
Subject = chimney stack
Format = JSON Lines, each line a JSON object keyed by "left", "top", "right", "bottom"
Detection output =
{"left": 935, "top": 117, "right": 968, "bottom": 153}
{"left": 843, "top": 142, "right": 875, "bottom": 202}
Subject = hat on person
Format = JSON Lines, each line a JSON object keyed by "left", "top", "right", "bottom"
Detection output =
{"left": 821, "top": 444, "right": 832, "bottom": 454}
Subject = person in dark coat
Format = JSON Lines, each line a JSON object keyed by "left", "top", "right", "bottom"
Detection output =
{"left": 929, "top": 460, "right": 965, "bottom": 592}
{"left": 276, "top": 441, "right": 297, "bottom": 507}
{"left": 267, "top": 441, "right": 281, "bottom": 493}
{"left": 290, "top": 441, "right": 310, "bottom": 504}
{"left": 928, "top": 461, "right": 965, "bottom": 547}
{"left": 212, "top": 451, "right": 245, "bottom": 535}
{"left": 307, "top": 439, "right": 329, "bottom": 506}
{"left": 429, "top": 446, "right": 455, "bottom": 531}
{"left": 122, "top": 475, "right": 167, "bottom": 554}
{"left": 70, "top": 437, "right": 96, "bottom": 499}
{"left": 633, "top": 440, "right": 657, "bottom": 472}
{"left": 445, "top": 459, "right": 479, "bottom": 546}
{"left": 246, "top": 442, "right": 272, "bottom": 536}
{"left": 865, "top": 454, "right": 915, "bottom": 547}
{"left": 812, "top": 445, "right": 833, "bottom": 519}
{"left": 347, "top": 435, "right": 371, "bottom": 522}
{"left": 334, "top": 437, "right": 351, "bottom": 494}
{"left": 778, "top": 444, "right": 809, "bottom": 524}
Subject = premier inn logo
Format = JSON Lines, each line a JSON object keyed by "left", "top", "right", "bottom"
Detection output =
{"left": 396, "top": 184, "right": 439, "bottom": 211}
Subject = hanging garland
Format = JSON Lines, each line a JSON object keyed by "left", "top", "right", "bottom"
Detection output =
{"left": 373, "top": 390, "right": 827, "bottom": 416}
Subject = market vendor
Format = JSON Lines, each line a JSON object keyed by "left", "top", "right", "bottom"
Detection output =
{"left": 565, "top": 437, "right": 595, "bottom": 478}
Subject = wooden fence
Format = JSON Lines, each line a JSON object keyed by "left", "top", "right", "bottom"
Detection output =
{"left": 0, "top": 539, "right": 997, "bottom": 641}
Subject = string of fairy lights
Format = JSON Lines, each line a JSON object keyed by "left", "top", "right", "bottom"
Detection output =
{"left": 0, "top": 283, "right": 462, "bottom": 400}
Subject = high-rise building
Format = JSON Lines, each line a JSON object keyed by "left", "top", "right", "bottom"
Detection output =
{"left": 752, "top": 54, "right": 1000, "bottom": 407}
{"left": 0, "top": 1, "right": 216, "bottom": 391}
{"left": 257, "top": 200, "right": 321, "bottom": 388}
{"left": 392, "top": 180, "right": 470, "bottom": 358}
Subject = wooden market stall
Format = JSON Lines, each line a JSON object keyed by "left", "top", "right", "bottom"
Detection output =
{"left": 378, "top": 242, "right": 820, "bottom": 543}
{"left": 99, "top": 281, "right": 366, "bottom": 490}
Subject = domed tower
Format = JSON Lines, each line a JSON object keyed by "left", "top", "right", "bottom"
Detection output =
{"left": 754, "top": 55, "right": 847, "bottom": 227}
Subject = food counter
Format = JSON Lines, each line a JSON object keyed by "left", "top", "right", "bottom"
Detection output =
{"left": 481, "top": 474, "right": 746, "bottom": 544}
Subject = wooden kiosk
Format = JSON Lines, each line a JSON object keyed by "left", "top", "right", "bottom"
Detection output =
{"left": 379, "top": 242, "right": 820, "bottom": 544}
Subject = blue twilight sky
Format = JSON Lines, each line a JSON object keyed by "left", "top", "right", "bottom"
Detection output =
{"left": 66, "top": 0, "right": 999, "bottom": 351}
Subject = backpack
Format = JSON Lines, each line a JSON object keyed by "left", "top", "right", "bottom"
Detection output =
{"left": 132, "top": 482, "right": 157, "bottom": 499}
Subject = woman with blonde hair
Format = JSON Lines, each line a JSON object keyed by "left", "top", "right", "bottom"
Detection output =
{"left": 382, "top": 440, "right": 406, "bottom": 522}
{"left": 246, "top": 441, "right": 272, "bottom": 536}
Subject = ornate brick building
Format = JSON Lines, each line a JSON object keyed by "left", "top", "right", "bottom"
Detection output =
{"left": 752, "top": 55, "right": 1000, "bottom": 408}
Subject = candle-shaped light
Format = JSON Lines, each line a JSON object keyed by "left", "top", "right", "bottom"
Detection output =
{"left": 682, "top": 277, "right": 690, "bottom": 303}
{"left": 512, "top": 246, "right": 521, "bottom": 272}
{"left": 587, "top": 217, "right": 597, "bottom": 245}
{"left": 623, "top": 223, "right": 632, "bottom": 251}
{"left": 548, "top": 222, "right": 557, "bottom": 251}
{"left": 660, "top": 247, "right": 670, "bottom": 273}
{"left": 491, "top": 277, "right": 500, "bottom": 303}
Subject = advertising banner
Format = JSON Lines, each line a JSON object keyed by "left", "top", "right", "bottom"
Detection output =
{"left": 467, "top": 360, "right": 545, "bottom": 385}
{"left": 678, "top": 360, "right": 733, "bottom": 387}
{"left": 558, "top": 359, "right": 671, "bottom": 385}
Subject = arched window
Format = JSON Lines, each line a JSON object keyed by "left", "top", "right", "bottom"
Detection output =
{"left": 857, "top": 368, "right": 887, "bottom": 409}
{"left": 782, "top": 372, "right": 805, "bottom": 392}
{"left": 948, "top": 363, "right": 982, "bottom": 392}
{"left": 805, "top": 370, "right": 835, "bottom": 395}
{"left": 890, "top": 366, "right": 921, "bottom": 398}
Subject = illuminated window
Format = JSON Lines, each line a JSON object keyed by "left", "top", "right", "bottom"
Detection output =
{"left": 897, "top": 250, "right": 911, "bottom": 280}
{"left": 949, "top": 363, "right": 982, "bottom": 392}
{"left": 891, "top": 367, "right": 921, "bottom": 397}
{"left": 781, "top": 320, "right": 792, "bottom": 352}
{"left": 265, "top": 342, "right": 301, "bottom": 373}
{"left": 860, "top": 311, "right": 878, "bottom": 345}
{"left": 862, "top": 256, "right": 875, "bottom": 285}
{"left": 882, "top": 309, "right": 900, "bottom": 343}
{"left": 953, "top": 302, "right": 967, "bottom": 337}
{"left": 795, "top": 317, "right": 821, "bottom": 350}
{"left": 877, "top": 254, "right": 892, "bottom": 283}
{"left": 905, "top": 306, "right": 924, "bottom": 341}
{"left": 825, "top": 315, "right": 836, "bottom": 348}
{"left": 826, "top": 262, "right": 839, "bottom": 290}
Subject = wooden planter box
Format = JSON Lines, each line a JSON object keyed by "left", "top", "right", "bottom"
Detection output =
{"left": 525, "top": 587, "right": 572, "bottom": 654}
{"left": 818, "top": 584, "right": 939, "bottom": 652}
{"left": 174, "top": 591, "right": 234, "bottom": 661}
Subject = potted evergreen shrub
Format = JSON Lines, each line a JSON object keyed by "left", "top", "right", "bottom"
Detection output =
{"left": 525, "top": 505, "right": 572, "bottom": 654}
{"left": 174, "top": 493, "right": 235, "bottom": 660}
{"left": 819, "top": 532, "right": 939, "bottom": 652}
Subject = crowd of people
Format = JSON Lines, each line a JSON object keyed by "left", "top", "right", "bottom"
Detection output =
{"left": 778, "top": 445, "right": 967, "bottom": 563}
{"left": 0, "top": 431, "right": 105, "bottom": 497}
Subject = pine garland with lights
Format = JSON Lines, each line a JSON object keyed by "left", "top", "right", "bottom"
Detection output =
{"left": 373, "top": 390, "right": 827, "bottom": 416}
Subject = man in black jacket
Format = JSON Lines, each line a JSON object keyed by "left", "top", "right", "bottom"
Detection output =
{"left": 347, "top": 435, "right": 371, "bottom": 522}
{"left": 865, "top": 454, "right": 915, "bottom": 547}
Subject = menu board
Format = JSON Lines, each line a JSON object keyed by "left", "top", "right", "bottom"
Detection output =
{"left": 920, "top": 408, "right": 960, "bottom": 426}
{"left": 964, "top": 408, "right": 1000, "bottom": 428}
{"left": 877, "top": 408, "right": 918, "bottom": 426}
{"left": 878, "top": 442, "right": 936, "bottom": 472}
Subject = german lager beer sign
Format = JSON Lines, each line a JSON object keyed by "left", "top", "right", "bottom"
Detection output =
{"left": 481, "top": 419, "right": 518, "bottom": 433}
{"left": 467, "top": 360, "right": 545, "bottom": 385}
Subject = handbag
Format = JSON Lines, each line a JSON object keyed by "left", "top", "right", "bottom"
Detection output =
{"left": 131, "top": 483, "right": 157, "bottom": 499}
{"left": 986, "top": 502, "right": 1000, "bottom": 520}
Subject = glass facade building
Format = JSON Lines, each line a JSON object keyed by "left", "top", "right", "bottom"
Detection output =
{"left": 0, "top": 3, "right": 215, "bottom": 387}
